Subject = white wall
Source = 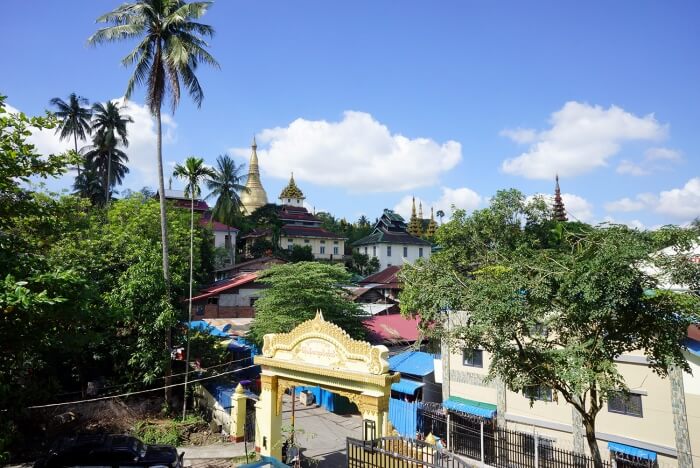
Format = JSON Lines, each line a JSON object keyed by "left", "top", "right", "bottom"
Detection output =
{"left": 358, "top": 243, "right": 430, "bottom": 270}
{"left": 219, "top": 287, "right": 259, "bottom": 307}
{"left": 282, "top": 237, "right": 345, "bottom": 260}
{"left": 213, "top": 230, "right": 237, "bottom": 250}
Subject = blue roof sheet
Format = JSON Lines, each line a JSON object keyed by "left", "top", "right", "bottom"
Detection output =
{"left": 608, "top": 442, "right": 657, "bottom": 461}
{"left": 391, "top": 378, "right": 425, "bottom": 395}
{"left": 388, "top": 351, "right": 435, "bottom": 377}
{"left": 186, "top": 320, "right": 229, "bottom": 338}
{"left": 443, "top": 397, "right": 496, "bottom": 419}
{"left": 685, "top": 338, "right": 700, "bottom": 358}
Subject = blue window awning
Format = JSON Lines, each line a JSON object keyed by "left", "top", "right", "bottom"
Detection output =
{"left": 443, "top": 397, "right": 496, "bottom": 419}
{"left": 391, "top": 378, "right": 425, "bottom": 395}
{"left": 608, "top": 442, "right": 657, "bottom": 461}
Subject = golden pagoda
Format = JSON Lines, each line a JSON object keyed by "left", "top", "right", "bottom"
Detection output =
{"left": 407, "top": 196, "right": 423, "bottom": 237}
{"left": 425, "top": 207, "right": 438, "bottom": 238}
{"left": 240, "top": 137, "right": 268, "bottom": 215}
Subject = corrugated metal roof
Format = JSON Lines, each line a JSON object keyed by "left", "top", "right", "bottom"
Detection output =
{"left": 388, "top": 351, "right": 434, "bottom": 377}
{"left": 391, "top": 378, "right": 425, "bottom": 395}
{"left": 608, "top": 442, "right": 657, "bottom": 461}
{"left": 443, "top": 396, "right": 496, "bottom": 419}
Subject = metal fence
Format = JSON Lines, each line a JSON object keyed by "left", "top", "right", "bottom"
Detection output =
{"left": 417, "top": 407, "right": 629, "bottom": 468}
{"left": 347, "top": 436, "right": 473, "bottom": 468}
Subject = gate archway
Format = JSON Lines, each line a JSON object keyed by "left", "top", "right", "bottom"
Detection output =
{"left": 253, "top": 311, "right": 400, "bottom": 459}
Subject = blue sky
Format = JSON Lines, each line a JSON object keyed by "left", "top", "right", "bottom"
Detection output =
{"left": 4, "top": 1, "right": 699, "bottom": 228}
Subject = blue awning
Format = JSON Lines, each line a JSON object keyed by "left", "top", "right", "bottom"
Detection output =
{"left": 443, "top": 397, "right": 496, "bottom": 419}
{"left": 608, "top": 442, "right": 657, "bottom": 461}
{"left": 186, "top": 320, "right": 229, "bottom": 338}
{"left": 391, "top": 379, "right": 425, "bottom": 395}
{"left": 685, "top": 338, "right": 700, "bottom": 358}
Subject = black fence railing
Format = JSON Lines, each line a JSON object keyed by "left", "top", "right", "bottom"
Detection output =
{"left": 347, "top": 436, "right": 472, "bottom": 468}
{"left": 418, "top": 408, "right": 617, "bottom": 468}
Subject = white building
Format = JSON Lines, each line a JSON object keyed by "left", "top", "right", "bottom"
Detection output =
{"left": 352, "top": 209, "right": 432, "bottom": 271}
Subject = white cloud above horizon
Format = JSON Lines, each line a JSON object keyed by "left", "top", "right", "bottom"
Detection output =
{"left": 605, "top": 177, "right": 700, "bottom": 221}
{"left": 500, "top": 101, "right": 667, "bottom": 179}
{"left": 616, "top": 147, "right": 682, "bottom": 176}
{"left": 230, "top": 111, "right": 462, "bottom": 193}
{"left": 7, "top": 98, "right": 177, "bottom": 191}
{"left": 394, "top": 187, "right": 482, "bottom": 220}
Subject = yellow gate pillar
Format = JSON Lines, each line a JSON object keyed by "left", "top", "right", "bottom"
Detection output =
{"left": 230, "top": 383, "right": 247, "bottom": 442}
{"left": 256, "top": 373, "right": 281, "bottom": 459}
{"left": 360, "top": 395, "right": 390, "bottom": 439}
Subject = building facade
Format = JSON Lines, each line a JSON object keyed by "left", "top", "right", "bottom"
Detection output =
{"left": 352, "top": 209, "right": 432, "bottom": 271}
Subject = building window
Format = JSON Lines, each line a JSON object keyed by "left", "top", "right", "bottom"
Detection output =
{"left": 225, "top": 234, "right": 232, "bottom": 249}
{"left": 196, "top": 305, "right": 205, "bottom": 316}
{"left": 334, "top": 240, "right": 339, "bottom": 244}
{"left": 364, "top": 247, "right": 368, "bottom": 254}
{"left": 320, "top": 240, "right": 326, "bottom": 244}
{"left": 462, "top": 349, "right": 483, "bottom": 367}
{"left": 287, "top": 198, "right": 291, "bottom": 203}
{"left": 304, "top": 239, "right": 310, "bottom": 244}
{"left": 320, "top": 246, "right": 326, "bottom": 254}
{"left": 207, "top": 297, "right": 218, "bottom": 305}
{"left": 419, "top": 247, "right": 424, "bottom": 257}
{"left": 524, "top": 385, "right": 553, "bottom": 402}
{"left": 373, "top": 246, "right": 376, "bottom": 257}
{"left": 250, "top": 297, "right": 258, "bottom": 307}
{"left": 403, "top": 246, "right": 408, "bottom": 257}
{"left": 333, "top": 246, "right": 339, "bottom": 255}
{"left": 608, "top": 391, "right": 643, "bottom": 417}
{"left": 387, "top": 246, "right": 392, "bottom": 257}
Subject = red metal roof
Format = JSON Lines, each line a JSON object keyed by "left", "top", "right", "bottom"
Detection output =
{"left": 359, "top": 266, "right": 402, "bottom": 286}
{"left": 363, "top": 314, "right": 420, "bottom": 343}
{"left": 199, "top": 218, "right": 239, "bottom": 232}
{"left": 189, "top": 272, "right": 259, "bottom": 302}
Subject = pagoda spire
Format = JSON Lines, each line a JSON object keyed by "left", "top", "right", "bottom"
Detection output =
{"left": 407, "top": 196, "right": 423, "bottom": 237}
{"left": 240, "top": 136, "right": 268, "bottom": 214}
{"left": 426, "top": 206, "right": 438, "bottom": 238}
{"left": 419, "top": 201, "right": 423, "bottom": 219}
{"left": 553, "top": 174, "right": 568, "bottom": 221}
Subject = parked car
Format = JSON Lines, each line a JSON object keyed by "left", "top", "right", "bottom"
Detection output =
{"left": 35, "top": 434, "right": 184, "bottom": 468}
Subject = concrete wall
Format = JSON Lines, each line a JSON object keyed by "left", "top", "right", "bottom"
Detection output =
{"left": 193, "top": 303, "right": 256, "bottom": 319}
{"left": 282, "top": 236, "right": 345, "bottom": 260}
{"left": 357, "top": 243, "right": 431, "bottom": 270}
{"left": 213, "top": 230, "right": 237, "bottom": 250}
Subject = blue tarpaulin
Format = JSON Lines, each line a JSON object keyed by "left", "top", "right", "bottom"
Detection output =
{"left": 391, "top": 378, "right": 425, "bottom": 395}
{"left": 608, "top": 442, "right": 657, "bottom": 461}
{"left": 204, "top": 382, "right": 234, "bottom": 409}
{"left": 389, "top": 398, "right": 418, "bottom": 437}
{"left": 685, "top": 338, "right": 700, "bottom": 357}
{"left": 186, "top": 320, "right": 229, "bottom": 338}
{"left": 388, "top": 351, "right": 435, "bottom": 377}
{"left": 443, "top": 396, "right": 496, "bottom": 419}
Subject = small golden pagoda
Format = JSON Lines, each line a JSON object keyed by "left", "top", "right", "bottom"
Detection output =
{"left": 240, "top": 137, "right": 268, "bottom": 215}
{"left": 407, "top": 196, "right": 424, "bottom": 237}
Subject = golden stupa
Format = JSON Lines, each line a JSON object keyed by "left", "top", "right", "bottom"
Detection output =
{"left": 240, "top": 137, "right": 268, "bottom": 215}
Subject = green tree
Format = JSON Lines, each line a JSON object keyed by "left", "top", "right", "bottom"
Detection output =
{"left": 91, "top": 101, "right": 133, "bottom": 203}
{"left": 49, "top": 93, "right": 92, "bottom": 175}
{"left": 249, "top": 262, "right": 366, "bottom": 345}
{"left": 400, "top": 190, "right": 699, "bottom": 466}
{"left": 436, "top": 209, "right": 445, "bottom": 225}
{"left": 73, "top": 157, "right": 107, "bottom": 205}
{"left": 173, "top": 156, "right": 215, "bottom": 418}
{"left": 206, "top": 154, "right": 248, "bottom": 263}
{"left": 81, "top": 131, "right": 130, "bottom": 203}
{"left": 89, "top": 0, "right": 220, "bottom": 288}
{"left": 287, "top": 244, "right": 313, "bottom": 262}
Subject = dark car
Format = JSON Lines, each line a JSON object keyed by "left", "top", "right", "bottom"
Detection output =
{"left": 35, "top": 434, "right": 184, "bottom": 468}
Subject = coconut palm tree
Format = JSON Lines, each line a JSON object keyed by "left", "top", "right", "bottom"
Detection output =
{"left": 81, "top": 132, "right": 131, "bottom": 199}
{"left": 49, "top": 93, "right": 92, "bottom": 175}
{"left": 172, "top": 156, "right": 215, "bottom": 419}
{"left": 73, "top": 159, "right": 106, "bottom": 206}
{"left": 436, "top": 209, "right": 445, "bottom": 225}
{"left": 89, "top": 0, "right": 220, "bottom": 288}
{"left": 206, "top": 154, "right": 248, "bottom": 264}
{"left": 91, "top": 101, "right": 133, "bottom": 203}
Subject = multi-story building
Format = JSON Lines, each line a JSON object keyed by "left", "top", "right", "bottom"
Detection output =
{"left": 352, "top": 209, "right": 432, "bottom": 271}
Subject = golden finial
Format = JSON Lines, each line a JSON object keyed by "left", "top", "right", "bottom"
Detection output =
{"left": 235, "top": 383, "right": 245, "bottom": 394}
{"left": 252, "top": 136, "right": 257, "bottom": 149}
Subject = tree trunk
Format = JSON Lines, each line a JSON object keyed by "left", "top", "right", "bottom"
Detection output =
{"left": 228, "top": 225, "right": 234, "bottom": 265}
{"left": 74, "top": 133, "right": 81, "bottom": 177}
{"left": 155, "top": 107, "right": 173, "bottom": 404}
{"left": 105, "top": 148, "right": 112, "bottom": 206}
{"left": 182, "top": 194, "right": 194, "bottom": 420}
{"left": 583, "top": 417, "right": 604, "bottom": 468}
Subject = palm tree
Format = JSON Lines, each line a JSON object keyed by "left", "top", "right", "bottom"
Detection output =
{"left": 89, "top": 0, "right": 220, "bottom": 289}
{"left": 49, "top": 93, "right": 92, "bottom": 175}
{"left": 73, "top": 159, "right": 106, "bottom": 206}
{"left": 206, "top": 154, "right": 248, "bottom": 264}
{"left": 91, "top": 101, "right": 133, "bottom": 203}
{"left": 173, "top": 156, "right": 215, "bottom": 420}
{"left": 81, "top": 132, "right": 130, "bottom": 200}
{"left": 436, "top": 209, "right": 445, "bottom": 225}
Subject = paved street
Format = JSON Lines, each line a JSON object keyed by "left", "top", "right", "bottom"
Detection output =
{"left": 280, "top": 393, "right": 363, "bottom": 467}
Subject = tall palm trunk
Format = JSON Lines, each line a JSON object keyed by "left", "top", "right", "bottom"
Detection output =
{"left": 182, "top": 194, "right": 195, "bottom": 420}
{"left": 156, "top": 107, "right": 173, "bottom": 403}
{"left": 105, "top": 148, "right": 112, "bottom": 205}
{"left": 227, "top": 225, "right": 234, "bottom": 265}
{"left": 74, "top": 133, "right": 82, "bottom": 177}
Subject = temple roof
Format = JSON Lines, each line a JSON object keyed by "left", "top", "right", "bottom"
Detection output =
{"left": 279, "top": 173, "right": 305, "bottom": 200}
{"left": 352, "top": 209, "right": 431, "bottom": 247}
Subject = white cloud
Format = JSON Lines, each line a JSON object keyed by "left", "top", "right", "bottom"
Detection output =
{"left": 602, "top": 216, "right": 645, "bottom": 230}
{"left": 655, "top": 177, "right": 700, "bottom": 218}
{"left": 232, "top": 111, "right": 462, "bottom": 192}
{"left": 501, "top": 101, "right": 667, "bottom": 179}
{"left": 499, "top": 127, "right": 537, "bottom": 144}
{"left": 394, "top": 186, "right": 482, "bottom": 220}
{"left": 616, "top": 147, "right": 682, "bottom": 176}
{"left": 6, "top": 98, "right": 177, "bottom": 192}
{"left": 604, "top": 197, "right": 647, "bottom": 212}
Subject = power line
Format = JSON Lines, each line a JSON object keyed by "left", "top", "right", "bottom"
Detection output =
{"left": 26, "top": 364, "right": 257, "bottom": 410}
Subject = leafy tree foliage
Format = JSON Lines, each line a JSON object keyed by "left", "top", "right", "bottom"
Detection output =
{"left": 286, "top": 244, "right": 314, "bottom": 262}
{"left": 316, "top": 212, "right": 373, "bottom": 254}
{"left": 345, "top": 251, "right": 380, "bottom": 277}
{"left": 400, "top": 189, "right": 699, "bottom": 466}
{"left": 249, "top": 262, "right": 367, "bottom": 345}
